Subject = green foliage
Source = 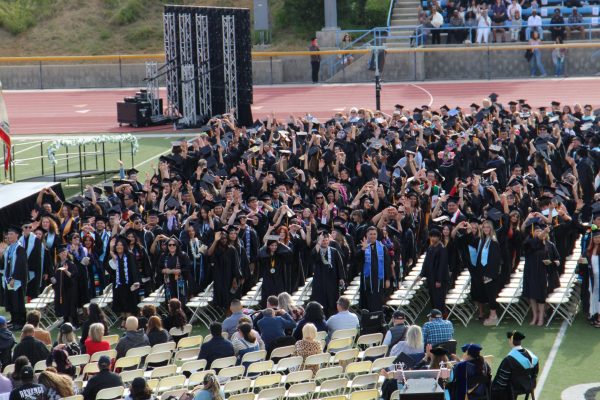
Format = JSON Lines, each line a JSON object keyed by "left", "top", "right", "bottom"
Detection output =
{"left": 111, "top": 0, "right": 144, "bottom": 26}
{"left": 125, "top": 26, "right": 163, "bottom": 47}
{"left": 0, "top": 0, "right": 53, "bottom": 35}
{"left": 364, "top": 0, "right": 389, "bottom": 27}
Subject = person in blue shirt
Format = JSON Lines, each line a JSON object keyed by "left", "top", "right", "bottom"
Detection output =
{"left": 256, "top": 308, "right": 296, "bottom": 352}
{"left": 197, "top": 322, "right": 234, "bottom": 370}
{"left": 421, "top": 309, "right": 454, "bottom": 347}
{"left": 222, "top": 299, "right": 245, "bottom": 338}
{"left": 192, "top": 373, "right": 224, "bottom": 400}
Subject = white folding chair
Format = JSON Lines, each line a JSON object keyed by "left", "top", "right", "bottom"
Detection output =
{"left": 95, "top": 386, "right": 124, "bottom": 400}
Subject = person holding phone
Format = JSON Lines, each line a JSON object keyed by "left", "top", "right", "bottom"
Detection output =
{"left": 108, "top": 236, "right": 140, "bottom": 325}
{"left": 52, "top": 244, "right": 79, "bottom": 326}
{"left": 310, "top": 230, "right": 345, "bottom": 318}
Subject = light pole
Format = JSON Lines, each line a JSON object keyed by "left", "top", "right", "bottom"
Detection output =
{"left": 371, "top": 46, "right": 385, "bottom": 111}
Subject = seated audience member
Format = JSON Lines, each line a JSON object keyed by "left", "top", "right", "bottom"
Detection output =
{"left": 383, "top": 311, "right": 408, "bottom": 348}
{"left": 232, "top": 323, "right": 260, "bottom": 366}
{"left": 79, "top": 303, "right": 109, "bottom": 348}
{"left": 256, "top": 308, "right": 297, "bottom": 352}
{"left": 162, "top": 299, "right": 188, "bottom": 343}
{"left": 390, "top": 325, "right": 425, "bottom": 362}
{"left": 567, "top": 7, "right": 585, "bottom": 39}
{"left": 25, "top": 312, "right": 51, "bottom": 347}
{"left": 12, "top": 325, "right": 49, "bottom": 366}
{"left": 192, "top": 373, "right": 224, "bottom": 400}
{"left": 252, "top": 295, "right": 279, "bottom": 330}
{"left": 293, "top": 323, "right": 322, "bottom": 375}
{"left": 222, "top": 299, "right": 245, "bottom": 338}
{"left": 37, "top": 369, "right": 75, "bottom": 399}
{"left": 8, "top": 357, "right": 30, "bottom": 390}
{"left": 292, "top": 302, "right": 327, "bottom": 341}
{"left": 125, "top": 377, "right": 154, "bottom": 400}
{"left": 8, "top": 366, "right": 43, "bottom": 400}
{"left": 0, "top": 317, "right": 16, "bottom": 370}
{"left": 422, "top": 309, "right": 454, "bottom": 347}
{"left": 198, "top": 322, "right": 234, "bottom": 368}
{"left": 278, "top": 292, "right": 304, "bottom": 321}
{"left": 230, "top": 316, "right": 265, "bottom": 351}
{"left": 82, "top": 356, "right": 123, "bottom": 400}
{"left": 115, "top": 317, "right": 150, "bottom": 359}
{"left": 0, "top": 371, "right": 11, "bottom": 395}
{"left": 138, "top": 304, "right": 157, "bottom": 332}
{"left": 53, "top": 323, "right": 81, "bottom": 356}
{"left": 84, "top": 323, "right": 111, "bottom": 357}
{"left": 46, "top": 348, "right": 76, "bottom": 378}
{"left": 446, "top": 343, "right": 491, "bottom": 399}
{"left": 146, "top": 316, "right": 171, "bottom": 347}
{"left": 326, "top": 297, "right": 360, "bottom": 335}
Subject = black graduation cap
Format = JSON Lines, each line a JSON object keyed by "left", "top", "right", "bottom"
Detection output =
{"left": 165, "top": 197, "right": 180, "bottom": 210}
{"left": 127, "top": 168, "right": 139, "bottom": 176}
{"left": 394, "top": 104, "right": 404, "bottom": 110}
{"left": 517, "top": 99, "right": 526, "bottom": 104}
{"left": 508, "top": 101, "right": 517, "bottom": 106}
{"left": 486, "top": 207, "right": 503, "bottom": 223}
{"left": 199, "top": 145, "right": 212, "bottom": 156}
{"left": 489, "top": 93, "right": 499, "bottom": 102}
{"left": 258, "top": 192, "right": 272, "bottom": 201}
{"left": 523, "top": 217, "right": 546, "bottom": 231}
{"left": 6, "top": 225, "right": 21, "bottom": 234}
{"left": 57, "top": 244, "right": 68, "bottom": 253}
{"left": 413, "top": 107, "right": 422, "bottom": 113}
{"left": 446, "top": 196, "right": 460, "bottom": 204}
{"left": 551, "top": 101, "right": 561, "bottom": 107}
{"left": 430, "top": 347, "right": 450, "bottom": 356}
{"left": 506, "top": 331, "right": 526, "bottom": 341}
{"left": 592, "top": 229, "right": 600, "bottom": 238}
{"left": 429, "top": 227, "right": 442, "bottom": 237}
{"left": 317, "top": 223, "right": 331, "bottom": 235}
{"left": 95, "top": 215, "right": 109, "bottom": 223}
{"left": 440, "top": 105, "right": 450, "bottom": 111}
{"left": 538, "top": 106, "right": 547, "bottom": 112}
{"left": 308, "top": 146, "right": 320, "bottom": 157}
{"left": 470, "top": 103, "right": 480, "bottom": 110}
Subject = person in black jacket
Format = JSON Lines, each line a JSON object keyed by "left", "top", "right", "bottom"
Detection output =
{"left": 419, "top": 228, "right": 450, "bottom": 315}
{"left": 11, "top": 325, "right": 49, "bottom": 366}
{"left": 82, "top": 356, "right": 123, "bottom": 400}
{"left": 197, "top": 322, "right": 234, "bottom": 370}
{"left": 0, "top": 316, "right": 16, "bottom": 369}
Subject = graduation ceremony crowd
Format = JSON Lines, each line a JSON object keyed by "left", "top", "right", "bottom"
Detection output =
{"left": 1, "top": 94, "right": 600, "bottom": 400}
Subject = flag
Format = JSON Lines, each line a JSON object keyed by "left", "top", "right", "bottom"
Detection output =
{"left": 0, "top": 80, "right": 10, "bottom": 171}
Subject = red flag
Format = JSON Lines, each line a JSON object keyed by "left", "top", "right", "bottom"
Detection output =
{"left": 0, "top": 81, "right": 10, "bottom": 171}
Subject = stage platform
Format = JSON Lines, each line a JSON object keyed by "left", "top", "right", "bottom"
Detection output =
{"left": 0, "top": 182, "right": 64, "bottom": 233}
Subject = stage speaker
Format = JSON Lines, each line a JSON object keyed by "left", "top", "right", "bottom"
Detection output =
{"left": 163, "top": 5, "right": 253, "bottom": 127}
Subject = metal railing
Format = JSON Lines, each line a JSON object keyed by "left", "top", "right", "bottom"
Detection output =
{"left": 387, "top": 0, "right": 398, "bottom": 27}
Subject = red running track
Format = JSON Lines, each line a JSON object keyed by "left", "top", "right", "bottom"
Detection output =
{"left": 4, "top": 78, "right": 600, "bottom": 136}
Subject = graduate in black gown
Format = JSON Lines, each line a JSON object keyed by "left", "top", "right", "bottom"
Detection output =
{"left": 492, "top": 331, "right": 539, "bottom": 400}
{"left": 19, "top": 221, "right": 43, "bottom": 299}
{"left": 419, "top": 227, "right": 449, "bottom": 314}
{"left": 158, "top": 236, "right": 192, "bottom": 305}
{"left": 310, "top": 231, "right": 345, "bottom": 317}
{"left": 227, "top": 225, "right": 250, "bottom": 299}
{"left": 67, "top": 233, "right": 91, "bottom": 310}
{"left": 52, "top": 244, "right": 79, "bottom": 325}
{"left": 0, "top": 226, "right": 29, "bottom": 329}
{"left": 521, "top": 217, "right": 560, "bottom": 326}
{"left": 108, "top": 236, "right": 140, "bottom": 322}
{"left": 358, "top": 227, "right": 392, "bottom": 312}
{"left": 207, "top": 228, "right": 242, "bottom": 308}
{"left": 257, "top": 238, "right": 292, "bottom": 307}
{"left": 125, "top": 229, "right": 153, "bottom": 299}
{"left": 446, "top": 343, "right": 492, "bottom": 400}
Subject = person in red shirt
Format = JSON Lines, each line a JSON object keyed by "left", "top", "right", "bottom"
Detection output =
{"left": 84, "top": 323, "right": 110, "bottom": 356}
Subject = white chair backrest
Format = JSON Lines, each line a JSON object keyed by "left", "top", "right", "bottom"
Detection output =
{"left": 125, "top": 345, "right": 151, "bottom": 358}
{"left": 95, "top": 386, "right": 124, "bottom": 400}
{"left": 210, "top": 356, "right": 237, "bottom": 370}
{"left": 152, "top": 341, "right": 176, "bottom": 354}
{"left": 269, "top": 345, "right": 295, "bottom": 359}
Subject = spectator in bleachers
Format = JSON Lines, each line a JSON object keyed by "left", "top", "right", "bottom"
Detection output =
{"left": 231, "top": 316, "right": 265, "bottom": 350}
{"left": 491, "top": 0, "right": 508, "bottom": 42}
{"left": 476, "top": 4, "right": 492, "bottom": 43}
{"left": 277, "top": 292, "right": 304, "bottom": 322}
{"left": 390, "top": 325, "right": 425, "bottom": 362}
{"left": 124, "top": 377, "right": 153, "bottom": 400}
{"left": 383, "top": 311, "right": 408, "bottom": 348}
{"left": 552, "top": 37, "right": 567, "bottom": 77}
{"left": 222, "top": 299, "right": 245, "bottom": 337}
{"left": 0, "top": 317, "right": 16, "bottom": 370}
{"left": 567, "top": 7, "right": 585, "bottom": 39}
{"left": 82, "top": 356, "right": 123, "bottom": 400}
{"left": 507, "top": 0, "right": 522, "bottom": 23}
{"left": 550, "top": 8, "right": 566, "bottom": 41}
{"left": 232, "top": 323, "right": 260, "bottom": 366}
{"left": 326, "top": 297, "right": 360, "bottom": 335}
{"left": 257, "top": 308, "right": 296, "bottom": 352}
{"left": 84, "top": 323, "right": 110, "bottom": 357}
{"left": 52, "top": 323, "right": 80, "bottom": 356}
{"left": 510, "top": 10, "right": 523, "bottom": 41}
{"left": 192, "top": 373, "right": 224, "bottom": 400}
{"left": 430, "top": 8, "right": 444, "bottom": 44}
{"left": 529, "top": 31, "right": 547, "bottom": 77}
{"left": 421, "top": 309, "right": 454, "bottom": 347}
{"left": 464, "top": 9, "right": 478, "bottom": 43}
{"left": 79, "top": 303, "right": 109, "bottom": 350}
{"left": 293, "top": 323, "right": 322, "bottom": 375}
{"left": 198, "top": 322, "right": 234, "bottom": 368}
{"left": 8, "top": 366, "right": 43, "bottom": 400}
{"left": 526, "top": 9, "right": 543, "bottom": 40}
{"left": 292, "top": 302, "right": 327, "bottom": 341}
{"left": 146, "top": 316, "right": 171, "bottom": 347}
{"left": 115, "top": 317, "right": 150, "bottom": 359}
{"left": 447, "top": 10, "right": 466, "bottom": 44}
{"left": 12, "top": 325, "right": 49, "bottom": 366}
{"left": 529, "top": 0, "right": 540, "bottom": 13}
{"left": 25, "top": 312, "right": 50, "bottom": 347}
{"left": 417, "top": 6, "right": 431, "bottom": 44}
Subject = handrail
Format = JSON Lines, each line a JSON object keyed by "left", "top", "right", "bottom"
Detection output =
{"left": 387, "top": 0, "right": 397, "bottom": 27}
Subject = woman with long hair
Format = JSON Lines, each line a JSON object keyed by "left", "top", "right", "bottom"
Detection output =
{"left": 230, "top": 316, "right": 265, "bottom": 350}
{"left": 158, "top": 237, "right": 191, "bottom": 305}
{"left": 109, "top": 236, "right": 140, "bottom": 325}
{"left": 38, "top": 370, "right": 75, "bottom": 399}
{"left": 84, "top": 323, "right": 110, "bottom": 356}
{"left": 51, "top": 245, "right": 79, "bottom": 326}
{"left": 162, "top": 298, "right": 187, "bottom": 331}
{"left": 293, "top": 323, "right": 322, "bottom": 375}
{"left": 10, "top": 356, "right": 31, "bottom": 389}
{"left": 54, "top": 323, "right": 81, "bottom": 356}
{"left": 193, "top": 373, "right": 224, "bottom": 400}
{"left": 586, "top": 229, "right": 600, "bottom": 327}
{"left": 79, "top": 303, "right": 109, "bottom": 348}
{"left": 292, "top": 301, "right": 327, "bottom": 340}
{"left": 476, "top": 220, "right": 503, "bottom": 325}
{"left": 146, "top": 316, "right": 171, "bottom": 347}
{"left": 447, "top": 344, "right": 492, "bottom": 400}
{"left": 47, "top": 348, "right": 76, "bottom": 378}
{"left": 125, "top": 377, "right": 155, "bottom": 400}
{"left": 232, "top": 323, "right": 260, "bottom": 366}
{"left": 82, "top": 233, "right": 105, "bottom": 299}
{"left": 125, "top": 228, "right": 153, "bottom": 299}
{"left": 138, "top": 304, "right": 157, "bottom": 331}
{"left": 277, "top": 292, "right": 304, "bottom": 321}
{"left": 390, "top": 325, "right": 425, "bottom": 362}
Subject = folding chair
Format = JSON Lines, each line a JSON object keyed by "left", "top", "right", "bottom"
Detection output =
{"left": 345, "top": 361, "right": 372, "bottom": 379}
{"left": 330, "top": 328, "right": 358, "bottom": 341}
{"left": 169, "top": 324, "right": 193, "bottom": 338}
{"left": 326, "top": 337, "right": 354, "bottom": 354}
{"left": 2, "top": 364, "right": 15, "bottom": 376}
{"left": 173, "top": 348, "right": 200, "bottom": 363}
{"left": 252, "top": 373, "right": 282, "bottom": 392}
{"left": 304, "top": 353, "right": 331, "bottom": 371}
{"left": 160, "top": 389, "right": 187, "bottom": 400}
{"left": 228, "top": 394, "right": 255, "bottom": 400}
{"left": 318, "top": 378, "right": 348, "bottom": 397}
{"left": 245, "top": 360, "right": 274, "bottom": 377}
{"left": 350, "top": 389, "right": 379, "bottom": 400}
{"left": 360, "top": 345, "right": 388, "bottom": 360}
{"left": 269, "top": 345, "right": 295, "bottom": 360}
{"left": 91, "top": 350, "right": 117, "bottom": 363}
{"left": 121, "top": 369, "right": 144, "bottom": 386}
{"left": 240, "top": 350, "right": 267, "bottom": 365}
{"left": 149, "top": 365, "right": 177, "bottom": 380}
{"left": 187, "top": 370, "right": 215, "bottom": 388}
{"left": 103, "top": 334, "right": 120, "bottom": 347}
{"left": 355, "top": 333, "right": 383, "bottom": 349}
{"left": 178, "top": 359, "right": 207, "bottom": 375}
{"left": 287, "top": 382, "right": 316, "bottom": 399}
{"left": 436, "top": 340, "right": 457, "bottom": 355}
{"left": 62, "top": 396, "right": 83, "bottom": 400}
{"left": 283, "top": 369, "right": 313, "bottom": 385}
{"left": 484, "top": 355, "right": 494, "bottom": 370}
{"left": 144, "top": 351, "right": 173, "bottom": 369}
{"left": 224, "top": 378, "right": 252, "bottom": 396}
{"left": 146, "top": 379, "right": 159, "bottom": 391}
{"left": 257, "top": 386, "right": 286, "bottom": 400}
{"left": 315, "top": 366, "right": 344, "bottom": 384}
{"left": 126, "top": 345, "right": 151, "bottom": 358}
{"left": 33, "top": 360, "right": 46, "bottom": 373}
{"left": 177, "top": 335, "right": 203, "bottom": 349}
{"left": 156, "top": 375, "right": 186, "bottom": 393}
{"left": 218, "top": 365, "right": 245, "bottom": 381}
{"left": 272, "top": 355, "right": 303, "bottom": 373}
{"left": 151, "top": 341, "right": 176, "bottom": 354}
{"left": 319, "top": 396, "right": 347, "bottom": 400}
{"left": 81, "top": 362, "right": 99, "bottom": 379}
{"left": 211, "top": 356, "right": 237, "bottom": 370}
{"left": 348, "top": 373, "right": 379, "bottom": 390}
{"left": 370, "top": 356, "right": 395, "bottom": 373}
{"left": 95, "top": 386, "right": 124, "bottom": 400}
{"left": 114, "top": 356, "right": 142, "bottom": 371}
{"left": 332, "top": 348, "right": 359, "bottom": 366}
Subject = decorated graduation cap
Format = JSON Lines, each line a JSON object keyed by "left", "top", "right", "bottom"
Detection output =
{"left": 461, "top": 343, "right": 483, "bottom": 357}
{"left": 507, "top": 330, "right": 526, "bottom": 342}
{"left": 430, "top": 347, "right": 450, "bottom": 357}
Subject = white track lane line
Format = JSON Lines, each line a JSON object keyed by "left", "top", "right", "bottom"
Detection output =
{"left": 410, "top": 83, "right": 434, "bottom": 107}
{"left": 535, "top": 320, "right": 568, "bottom": 399}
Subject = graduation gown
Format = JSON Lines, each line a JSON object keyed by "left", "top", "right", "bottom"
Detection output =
{"left": 131, "top": 244, "right": 153, "bottom": 298}
{"left": 185, "top": 237, "right": 207, "bottom": 295}
{"left": 447, "top": 360, "right": 491, "bottom": 400}
{"left": 258, "top": 244, "right": 292, "bottom": 306}
{"left": 463, "top": 235, "right": 502, "bottom": 304}
{"left": 210, "top": 244, "right": 242, "bottom": 308}
{"left": 68, "top": 244, "right": 91, "bottom": 308}
{"left": 358, "top": 241, "right": 392, "bottom": 312}
{"left": 158, "top": 251, "right": 192, "bottom": 305}
{"left": 492, "top": 347, "right": 539, "bottom": 400}
{"left": 110, "top": 252, "right": 140, "bottom": 314}
{"left": 310, "top": 246, "right": 345, "bottom": 317}
{"left": 52, "top": 259, "right": 79, "bottom": 323}
{"left": 523, "top": 237, "right": 560, "bottom": 302}
{"left": 420, "top": 241, "right": 450, "bottom": 312}
{"left": 20, "top": 234, "right": 43, "bottom": 299}
{"left": 1, "top": 243, "right": 28, "bottom": 322}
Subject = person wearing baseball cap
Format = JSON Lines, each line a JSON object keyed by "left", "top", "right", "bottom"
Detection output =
{"left": 422, "top": 309, "right": 454, "bottom": 347}
{"left": 0, "top": 316, "right": 16, "bottom": 372}
{"left": 8, "top": 366, "right": 44, "bottom": 400}
{"left": 382, "top": 310, "right": 408, "bottom": 348}
{"left": 82, "top": 355, "right": 123, "bottom": 400}
{"left": 492, "top": 331, "right": 539, "bottom": 400}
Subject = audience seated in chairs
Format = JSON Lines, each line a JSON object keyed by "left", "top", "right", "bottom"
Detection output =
{"left": 82, "top": 355, "right": 123, "bottom": 400}
{"left": 11, "top": 325, "right": 49, "bottom": 366}
{"left": 256, "top": 308, "right": 296, "bottom": 354}
{"left": 197, "top": 322, "right": 234, "bottom": 369}
{"left": 422, "top": 309, "right": 455, "bottom": 347}
{"left": 25, "top": 311, "right": 51, "bottom": 347}
{"left": 84, "top": 322, "right": 111, "bottom": 357}
{"left": 146, "top": 316, "right": 171, "bottom": 347}
{"left": 115, "top": 316, "right": 150, "bottom": 359}
{"left": 326, "top": 297, "right": 360, "bottom": 337}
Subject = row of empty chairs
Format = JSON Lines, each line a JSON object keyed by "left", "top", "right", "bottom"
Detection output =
{"left": 445, "top": 268, "right": 476, "bottom": 327}
{"left": 386, "top": 253, "right": 430, "bottom": 324}
{"left": 545, "top": 239, "right": 582, "bottom": 327}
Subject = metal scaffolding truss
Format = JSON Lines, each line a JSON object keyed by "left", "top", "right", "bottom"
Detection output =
{"left": 222, "top": 15, "right": 238, "bottom": 118}
{"left": 163, "top": 12, "right": 179, "bottom": 115}
{"left": 181, "top": 64, "right": 197, "bottom": 126}
{"left": 145, "top": 62, "right": 160, "bottom": 118}
{"left": 195, "top": 14, "right": 212, "bottom": 118}
{"left": 178, "top": 13, "right": 193, "bottom": 65}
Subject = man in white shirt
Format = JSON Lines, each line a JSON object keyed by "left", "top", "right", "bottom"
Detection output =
{"left": 326, "top": 297, "right": 360, "bottom": 336}
{"left": 507, "top": 0, "right": 522, "bottom": 21}
{"left": 526, "top": 9, "right": 543, "bottom": 40}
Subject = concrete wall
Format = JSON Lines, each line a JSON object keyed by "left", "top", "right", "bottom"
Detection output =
{"left": 0, "top": 48, "right": 598, "bottom": 89}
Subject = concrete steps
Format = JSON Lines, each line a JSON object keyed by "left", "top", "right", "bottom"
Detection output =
{"left": 389, "top": 0, "right": 420, "bottom": 47}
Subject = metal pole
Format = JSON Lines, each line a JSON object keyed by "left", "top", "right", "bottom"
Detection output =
{"left": 83, "top": 144, "right": 87, "bottom": 171}
{"left": 95, "top": 143, "right": 99, "bottom": 170}
{"left": 65, "top": 145, "right": 70, "bottom": 175}
{"left": 118, "top": 142, "right": 123, "bottom": 163}
{"left": 373, "top": 47, "right": 382, "bottom": 111}
{"left": 130, "top": 142, "right": 134, "bottom": 167}
{"left": 119, "top": 57, "right": 123, "bottom": 88}
{"left": 269, "top": 57, "right": 273, "bottom": 85}
{"left": 487, "top": 45, "right": 491, "bottom": 80}
{"left": 11, "top": 145, "right": 15, "bottom": 182}
{"left": 39, "top": 61, "right": 43, "bottom": 90}
{"left": 102, "top": 142, "right": 107, "bottom": 181}
{"left": 40, "top": 141, "right": 44, "bottom": 176}
{"left": 2, "top": 143, "right": 5, "bottom": 181}
{"left": 78, "top": 145, "right": 83, "bottom": 194}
